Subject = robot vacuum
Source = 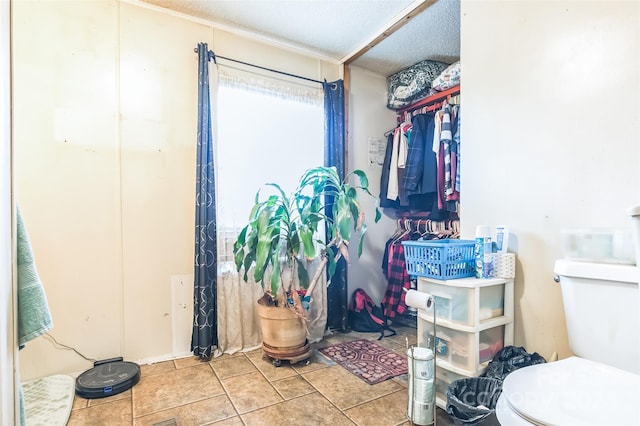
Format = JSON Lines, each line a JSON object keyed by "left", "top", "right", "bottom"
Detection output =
{"left": 75, "top": 357, "right": 140, "bottom": 399}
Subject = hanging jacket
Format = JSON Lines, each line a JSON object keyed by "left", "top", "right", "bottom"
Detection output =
{"left": 386, "top": 128, "right": 401, "bottom": 202}
{"left": 379, "top": 133, "right": 400, "bottom": 208}
{"left": 402, "top": 113, "right": 437, "bottom": 198}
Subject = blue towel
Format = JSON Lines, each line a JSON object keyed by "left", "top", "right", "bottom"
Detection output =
{"left": 17, "top": 207, "right": 53, "bottom": 346}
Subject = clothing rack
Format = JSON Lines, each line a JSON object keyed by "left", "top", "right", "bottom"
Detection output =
{"left": 396, "top": 85, "right": 461, "bottom": 124}
{"left": 393, "top": 217, "right": 460, "bottom": 238}
{"left": 395, "top": 211, "right": 458, "bottom": 220}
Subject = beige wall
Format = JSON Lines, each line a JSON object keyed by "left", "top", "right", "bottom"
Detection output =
{"left": 13, "top": 0, "right": 339, "bottom": 380}
{"left": 14, "top": 0, "right": 124, "bottom": 379}
{"left": 459, "top": 0, "right": 640, "bottom": 359}
{"left": 347, "top": 66, "right": 397, "bottom": 304}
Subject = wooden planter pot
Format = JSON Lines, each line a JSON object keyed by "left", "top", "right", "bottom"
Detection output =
{"left": 256, "top": 303, "right": 310, "bottom": 364}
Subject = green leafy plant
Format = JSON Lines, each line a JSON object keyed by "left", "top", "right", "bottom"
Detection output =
{"left": 233, "top": 166, "right": 380, "bottom": 310}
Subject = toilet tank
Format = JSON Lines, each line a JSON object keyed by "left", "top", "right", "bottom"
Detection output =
{"left": 554, "top": 259, "right": 639, "bottom": 374}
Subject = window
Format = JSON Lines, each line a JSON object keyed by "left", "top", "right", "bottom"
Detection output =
{"left": 215, "top": 74, "right": 324, "bottom": 262}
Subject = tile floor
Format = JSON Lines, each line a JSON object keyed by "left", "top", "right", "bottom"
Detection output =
{"left": 68, "top": 325, "right": 455, "bottom": 426}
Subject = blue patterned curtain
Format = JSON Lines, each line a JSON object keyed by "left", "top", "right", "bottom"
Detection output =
{"left": 192, "top": 42, "right": 217, "bottom": 359}
{"left": 323, "top": 80, "right": 348, "bottom": 332}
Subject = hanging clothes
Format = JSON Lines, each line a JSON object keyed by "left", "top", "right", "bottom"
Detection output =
{"left": 403, "top": 113, "right": 436, "bottom": 196}
{"left": 381, "top": 125, "right": 411, "bottom": 209}
{"left": 378, "top": 87, "right": 461, "bottom": 216}
{"left": 381, "top": 224, "right": 412, "bottom": 319}
{"left": 441, "top": 104, "right": 454, "bottom": 200}
{"left": 383, "top": 240, "right": 410, "bottom": 319}
{"left": 405, "top": 112, "right": 447, "bottom": 216}
{"left": 432, "top": 110, "right": 442, "bottom": 157}
{"left": 379, "top": 133, "right": 401, "bottom": 209}
{"left": 397, "top": 122, "right": 410, "bottom": 169}
{"left": 434, "top": 104, "right": 459, "bottom": 213}
{"left": 443, "top": 105, "right": 459, "bottom": 210}
{"left": 453, "top": 107, "right": 461, "bottom": 194}
{"left": 386, "top": 128, "right": 401, "bottom": 202}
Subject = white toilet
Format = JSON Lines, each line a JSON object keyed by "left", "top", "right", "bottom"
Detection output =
{"left": 496, "top": 208, "right": 640, "bottom": 426}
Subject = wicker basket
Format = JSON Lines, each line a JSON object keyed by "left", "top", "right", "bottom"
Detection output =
{"left": 492, "top": 253, "right": 516, "bottom": 279}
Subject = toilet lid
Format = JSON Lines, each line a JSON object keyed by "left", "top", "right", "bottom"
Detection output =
{"left": 502, "top": 357, "right": 640, "bottom": 426}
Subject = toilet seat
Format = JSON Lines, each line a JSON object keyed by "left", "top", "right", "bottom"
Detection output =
{"left": 498, "top": 357, "right": 640, "bottom": 426}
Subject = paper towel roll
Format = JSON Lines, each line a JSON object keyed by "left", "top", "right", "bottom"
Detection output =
{"left": 405, "top": 290, "right": 433, "bottom": 311}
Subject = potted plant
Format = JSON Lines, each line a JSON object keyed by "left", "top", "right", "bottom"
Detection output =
{"left": 233, "top": 166, "right": 380, "bottom": 361}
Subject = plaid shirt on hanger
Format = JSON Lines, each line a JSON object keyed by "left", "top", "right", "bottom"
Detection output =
{"left": 383, "top": 235, "right": 411, "bottom": 319}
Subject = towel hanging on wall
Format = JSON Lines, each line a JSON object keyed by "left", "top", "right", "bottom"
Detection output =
{"left": 16, "top": 206, "right": 53, "bottom": 347}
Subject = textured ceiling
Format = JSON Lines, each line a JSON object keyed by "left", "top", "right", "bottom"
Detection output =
{"left": 139, "top": 0, "right": 460, "bottom": 76}
{"left": 350, "top": 0, "right": 460, "bottom": 76}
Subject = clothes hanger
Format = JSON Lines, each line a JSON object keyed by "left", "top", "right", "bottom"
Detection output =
{"left": 411, "top": 219, "right": 422, "bottom": 237}
{"left": 390, "top": 218, "right": 404, "bottom": 240}
{"left": 401, "top": 112, "right": 412, "bottom": 132}
{"left": 384, "top": 127, "right": 396, "bottom": 137}
{"left": 391, "top": 218, "right": 410, "bottom": 242}
{"left": 417, "top": 220, "right": 428, "bottom": 237}
{"left": 398, "top": 219, "right": 412, "bottom": 239}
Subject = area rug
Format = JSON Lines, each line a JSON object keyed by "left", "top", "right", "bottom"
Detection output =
{"left": 22, "top": 374, "right": 75, "bottom": 426}
{"left": 319, "top": 339, "right": 407, "bottom": 385}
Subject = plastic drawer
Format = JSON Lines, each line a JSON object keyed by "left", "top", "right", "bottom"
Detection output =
{"left": 418, "top": 322, "right": 505, "bottom": 372}
{"left": 434, "top": 366, "right": 468, "bottom": 404}
{"left": 417, "top": 280, "right": 505, "bottom": 325}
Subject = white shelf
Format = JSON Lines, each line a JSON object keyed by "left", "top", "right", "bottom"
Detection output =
{"left": 420, "top": 276, "right": 509, "bottom": 288}
{"left": 417, "top": 310, "right": 513, "bottom": 332}
{"left": 434, "top": 358, "right": 488, "bottom": 377}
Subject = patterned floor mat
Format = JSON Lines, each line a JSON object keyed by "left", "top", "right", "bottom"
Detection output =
{"left": 23, "top": 374, "right": 75, "bottom": 426}
{"left": 319, "top": 339, "right": 407, "bottom": 385}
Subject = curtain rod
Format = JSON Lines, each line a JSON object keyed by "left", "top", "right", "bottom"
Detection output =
{"left": 194, "top": 47, "right": 324, "bottom": 85}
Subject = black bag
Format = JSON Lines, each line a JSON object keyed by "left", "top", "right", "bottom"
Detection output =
{"left": 485, "top": 345, "right": 546, "bottom": 382}
{"left": 348, "top": 288, "right": 396, "bottom": 340}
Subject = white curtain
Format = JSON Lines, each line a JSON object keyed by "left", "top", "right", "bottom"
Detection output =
{"left": 218, "top": 67, "right": 323, "bottom": 105}
{"left": 215, "top": 262, "right": 263, "bottom": 356}
{"left": 214, "top": 258, "right": 328, "bottom": 357}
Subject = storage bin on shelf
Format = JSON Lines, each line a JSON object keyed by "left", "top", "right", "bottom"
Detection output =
{"left": 434, "top": 365, "right": 469, "bottom": 408}
{"left": 417, "top": 279, "right": 505, "bottom": 326}
{"left": 418, "top": 319, "right": 505, "bottom": 373}
{"left": 414, "top": 275, "right": 515, "bottom": 410}
{"left": 402, "top": 239, "right": 475, "bottom": 279}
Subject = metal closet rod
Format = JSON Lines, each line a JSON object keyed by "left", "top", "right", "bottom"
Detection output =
{"left": 194, "top": 47, "right": 324, "bottom": 85}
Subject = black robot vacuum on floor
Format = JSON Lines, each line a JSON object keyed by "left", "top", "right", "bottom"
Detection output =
{"left": 75, "top": 357, "right": 141, "bottom": 399}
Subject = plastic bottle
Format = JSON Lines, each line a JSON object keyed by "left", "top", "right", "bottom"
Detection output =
{"left": 475, "top": 225, "right": 493, "bottom": 279}
{"left": 496, "top": 225, "right": 509, "bottom": 253}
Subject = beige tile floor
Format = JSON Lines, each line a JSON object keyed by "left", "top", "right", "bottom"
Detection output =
{"left": 68, "top": 325, "right": 455, "bottom": 426}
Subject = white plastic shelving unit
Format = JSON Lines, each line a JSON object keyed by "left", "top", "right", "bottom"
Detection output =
{"left": 416, "top": 276, "right": 514, "bottom": 409}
